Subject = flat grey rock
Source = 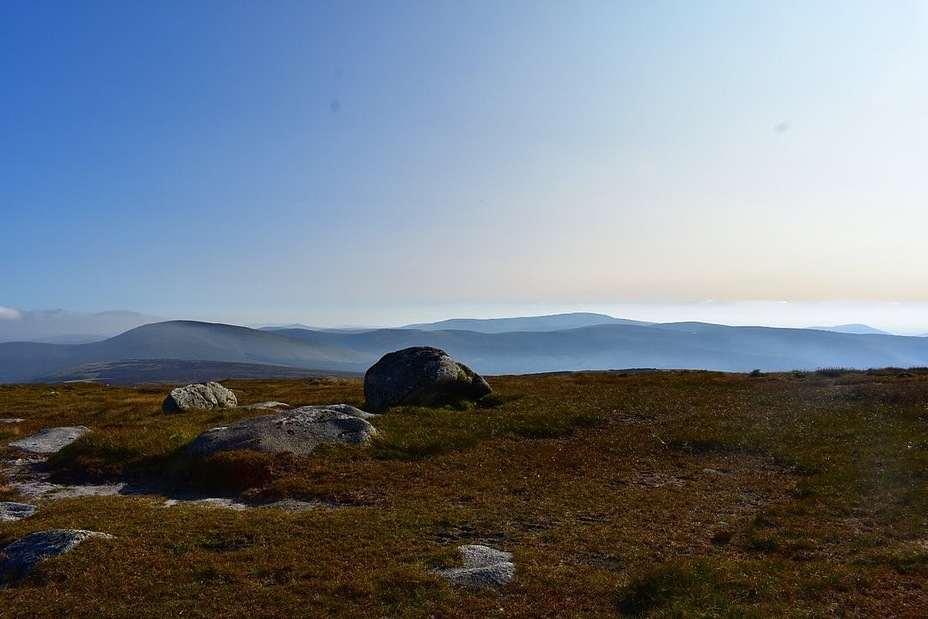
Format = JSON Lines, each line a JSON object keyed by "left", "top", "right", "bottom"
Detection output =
{"left": 317, "top": 403, "right": 379, "bottom": 419}
{"left": 0, "top": 418, "right": 24, "bottom": 424}
{"left": 458, "top": 544, "right": 513, "bottom": 568}
{"left": 1, "top": 529, "right": 115, "bottom": 582}
{"left": 0, "top": 502, "right": 37, "bottom": 522}
{"left": 435, "top": 544, "right": 515, "bottom": 590}
{"left": 8, "top": 426, "right": 90, "bottom": 454}
{"left": 187, "top": 404, "right": 377, "bottom": 458}
{"left": 161, "top": 497, "right": 328, "bottom": 511}
{"left": 11, "top": 480, "right": 128, "bottom": 500}
{"left": 255, "top": 499, "right": 330, "bottom": 511}
{"left": 163, "top": 497, "right": 250, "bottom": 510}
{"left": 239, "top": 401, "right": 290, "bottom": 410}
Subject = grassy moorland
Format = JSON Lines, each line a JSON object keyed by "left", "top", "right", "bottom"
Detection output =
{"left": 1, "top": 370, "right": 927, "bottom": 618}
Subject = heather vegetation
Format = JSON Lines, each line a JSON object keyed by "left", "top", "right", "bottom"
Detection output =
{"left": 2, "top": 369, "right": 928, "bottom": 617}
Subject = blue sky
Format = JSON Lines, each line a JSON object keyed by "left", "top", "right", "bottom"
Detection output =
{"left": 3, "top": 1, "right": 928, "bottom": 337}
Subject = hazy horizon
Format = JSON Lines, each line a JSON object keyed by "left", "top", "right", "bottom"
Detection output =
{"left": 4, "top": 3, "right": 926, "bottom": 340}
{"left": 1, "top": 301, "right": 927, "bottom": 343}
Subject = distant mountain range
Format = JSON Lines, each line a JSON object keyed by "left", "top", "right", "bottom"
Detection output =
{"left": 1, "top": 313, "right": 927, "bottom": 385}
{"left": 400, "top": 312, "right": 651, "bottom": 333}
{"left": 805, "top": 323, "right": 890, "bottom": 335}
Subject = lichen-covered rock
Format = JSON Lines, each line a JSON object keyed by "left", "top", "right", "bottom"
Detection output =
{"left": 363, "top": 347, "right": 491, "bottom": 412}
{"left": 8, "top": 426, "right": 90, "bottom": 454}
{"left": 434, "top": 544, "right": 515, "bottom": 590}
{"left": 0, "top": 502, "right": 38, "bottom": 522}
{"left": 162, "top": 381, "right": 237, "bottom": 413}
{"left": 1, "top": 529, "right": 115, "bottom": 582}
{"left": 187, "top": 404, "right": 376, "bottom": 458}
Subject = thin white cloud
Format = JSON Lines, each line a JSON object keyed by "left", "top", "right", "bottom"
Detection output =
{"left": 0, "top": 308, "right": 158, "bottom": 342}
{"left": 0, "top": 306, "right": 23, "bottom": 321}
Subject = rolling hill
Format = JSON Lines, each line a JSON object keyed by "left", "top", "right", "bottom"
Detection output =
{"left": 400, "top": 312, "right": 651, "bottom": 333}
{"left": 273, "top": 321, "right": 928, "bottom": 375}
{"left": 3, "top": 314, "right": 928, "bottom": 385}
{"left": 0, "top": 321, "right": 374, "bottom": 384}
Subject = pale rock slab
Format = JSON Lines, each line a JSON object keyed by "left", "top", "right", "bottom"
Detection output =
{"left": 435, "top": 544, "right": 515, "bottom": 590}
{"left": 1, "top": 529, "right": 115, "bottom": 582}
{"left": 187, "top": 404, "right": 376, "bottom": 458}
{"left": 8, "top": 426, "right": 90, "bottom": 454}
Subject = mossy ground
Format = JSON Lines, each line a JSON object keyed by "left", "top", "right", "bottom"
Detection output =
{"left": 1, "top": 369, "right": 927, "bottom": 617}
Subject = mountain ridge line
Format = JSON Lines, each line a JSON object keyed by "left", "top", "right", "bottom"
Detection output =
{"left": 2, "top": 313, "right": 927, "bottom": 385}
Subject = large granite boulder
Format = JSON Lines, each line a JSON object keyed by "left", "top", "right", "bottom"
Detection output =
{"left": 162, "top": 382, "right": 237, "bottom": 414}
{"left": 1, "top": 529, "right": 115, "bottom": 583}
{"left": 187, "top": 404, "right": 376, "bottom": 458}
{"left": 363, "top": 347, "right": 491, "bottom": 412}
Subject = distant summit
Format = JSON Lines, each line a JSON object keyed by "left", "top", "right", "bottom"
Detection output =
{"left": 401, "top": 312, "right": 651, "bottom": 333}
{"left": 806, "top": 324, "right": 890, "bottom": 335}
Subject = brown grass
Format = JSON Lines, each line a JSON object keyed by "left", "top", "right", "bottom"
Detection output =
{"left": 1, "top": 370, "right": 927, "bottom": 617}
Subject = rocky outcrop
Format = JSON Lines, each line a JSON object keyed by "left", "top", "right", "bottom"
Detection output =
{"left": 187, "top": 404, "right": 376, "bottom": 458}
{"left": 363, "top": 347, "right": 491, "bottom": 412}
{"left": 162, "top": 382, "right": 237, "bottom": 413}
{"left": 9, "top": 426, "right": 90, "bottom": 454}
{"left": 1, "top": 529, "right": 115, "bottom": 583}
{"left": 434, "top": 544, "right": 515, "bottom": 590}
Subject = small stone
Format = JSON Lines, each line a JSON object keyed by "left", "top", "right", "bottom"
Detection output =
{"left": 162, "top": 382, "right": 237, "bottom": 414}
{"left": 435, "top": 544, "right": 515, "bottom": 590}
{"left": 0, "top": 502, "right": 38, "bottom": 522}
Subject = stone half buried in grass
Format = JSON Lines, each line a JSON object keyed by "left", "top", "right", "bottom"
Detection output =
{"left": 1, "top": 529, "right": 115, "bottom": 583}
{"left": 434, "top": 544, "right": 515, "bottom": 590}
{"left": 0, "top": 502, "right": 38, "bottom": 522}
{"left": 363, "top": 346, "right": 492, "bottom": 413}
{"left": 8, "top": 426, "right": 91, "bottom": 454}
{"left": 187, "top": 404, "right": 377, "bottom": 459}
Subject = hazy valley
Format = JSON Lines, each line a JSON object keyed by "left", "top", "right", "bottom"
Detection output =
{"left": 2, "top": 313, "right": 927, "bottom": 385}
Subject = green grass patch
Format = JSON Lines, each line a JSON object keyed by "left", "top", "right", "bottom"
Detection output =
{"left": 615, "top": 559, "right": 777, "bottom": 617}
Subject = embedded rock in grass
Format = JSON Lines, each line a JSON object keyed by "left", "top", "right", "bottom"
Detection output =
{"left": 0, "top": 502, "right": 37, "bottom": 522}
{"left": 1, "top": 529, "right": 115, "bottom": 582}
{"left": 162, "top": 381, "right": 238, "bottom": 413}
{"left": 187, "top": 404, "right": 377, "bottom": 458}
{"left": 8, "top": 426, "right": 90, "bottom": 454}
{"left": 434, "top": 544, "right": 515, "bottom": 590}
{"left": 363, "top": 346, "right": 491, "bottom": 412}
{"left": 239, "top": 401, "right": 290, "bottom": 411}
